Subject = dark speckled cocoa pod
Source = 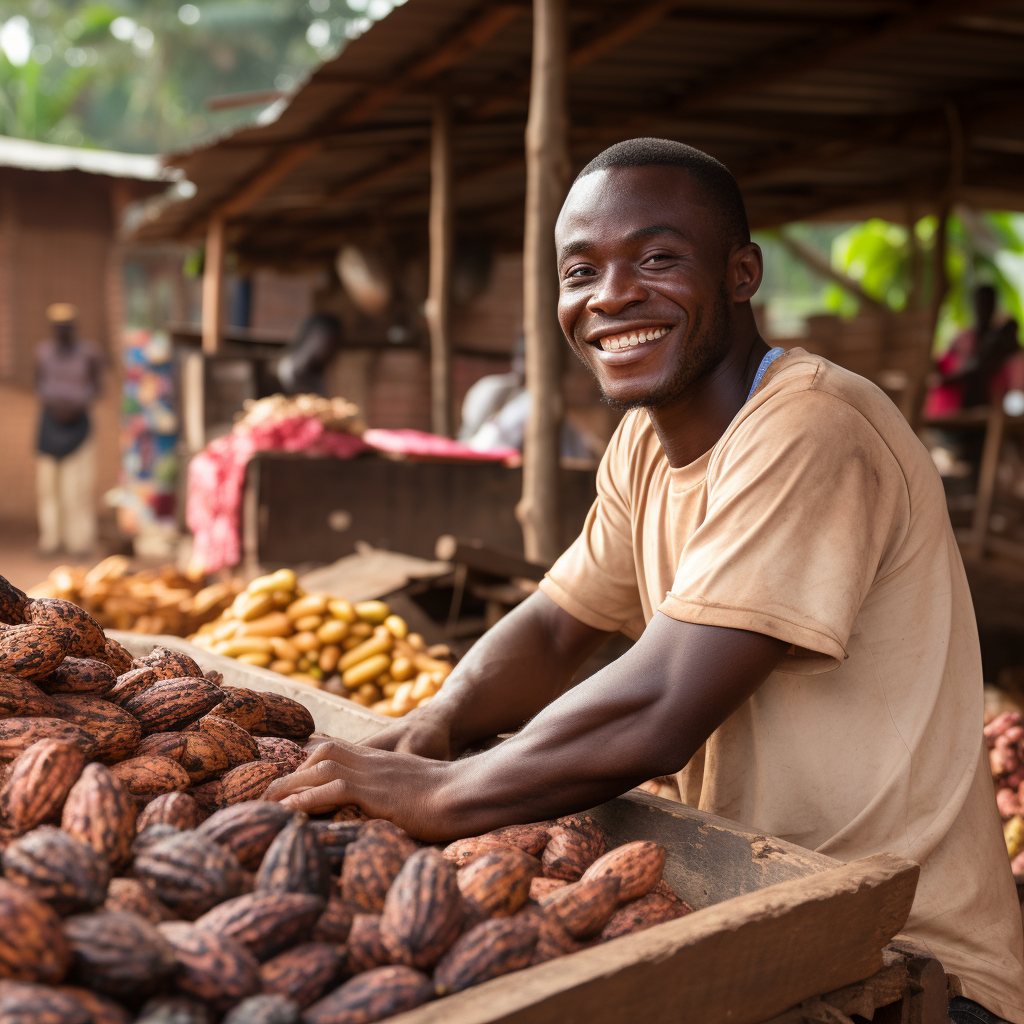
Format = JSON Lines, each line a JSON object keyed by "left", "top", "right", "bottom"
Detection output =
{"left": 255, "top": 736, "right": 306, "bottom": 772}
{"left": 250, "top": 692, "right": 314, "bottom": 740}
{"left": 255, "top": 813, "right": 330, "bottom": 899}
{"left": 310, "top": 819, "right": 363, "bottom": 871}
{"left": 457, "top": 845, "right": 540, "bottom": 919}
{"left": 540, "top": 817, "right": 607, "bottom": 881}
{"left": 209, "top": 687, "right": 265, "bottom": 732}
{"left": 0, "top": 980, "right": 90, "bottom": 1024}
{"left": 538, "top": 874, "right": 620, "bottom": 939}
{"left": 55, "top": 985, "right": 134, "bottom": 1024}
{"left": 61, "top": 763, "right": 137, "bottom": 871}
{"left": 136, "top": 731, "right": 189, "bottom": 763}
{"left": 222, "top": 994, "right": 299, "bottom": 1024}
{"left": 484, "top": 821, "right": 555, "bottom": 857}
{"left": 2, "top": 825, "right": 110, "bottom": 914}
{"left": 194, "top": 891, "right": 325, "bottom": 962}
{"left": 0, "top": 877, "right": 72, "bottom": 983}
{"left": 49, "top": 694, "right": 142, "bottom": 764}
{"left": 198, "top": 714, "right": 260, "bottom": 767}
{"left": 0, "top": 738, "right": 86, "bottom": 837}
{"left": 157, "top": 921, "right": 261, "bottom": 1011}
{"left": 0, "top": 575, "right": 28, "bottom": 624}
{"left": 434, "top": 916, "right": 538, "bottom": 994}
{"left": 0, "top": 625, "right": 72, "bottom": 682}
{"left": 96, "top": 638, "right": 135, "bottom": 677}
{"left": 345, "top": 913, "right": 391, "bottom": 973}
{"left": 311, "top": 896, "right": 354, "bottom": 944}
{"left": 303, "top": 965, "right": 434, "bottom": 1024}
{"left": 598, "top": 889, "right": 692, "bottom": 941}
{"left": 0, "top": 674, "right": 54, "bottom": 718}
{"left": 136, "top": 791, "right": 203, "bottom": 832}
{"left": 179, "top": 731, "right": 229, "bottom": 784}
{"left": 140, "top": 646, "right": 204, "bottom": 678}
{"left": 340, "top": 824, "right": 416, "bottom": 913}
{"left": 23, "top": 599, "right": 105, "bottom": 658}
{"left": 40, "top": 657, "right": 116, "bottom": 696}
{"left": 217, "top": 760, "right": 284, "bottom": 806}
{"left": 108, "top": 666, "right": 163, "bottom": 706}
{"left": 0, "top": 717, "right": 95, "bottom": 763}
{"left": 259, "top": 942, "right": 343, "bottom": 1009}
{"left": 133, "top": 832, "right": 243, "bottom": 919}
{"left": 123, "top": 679, "right": 225, "bottom": 735}
{"left": 195, "top": 800, "right": 292, "bottom": 871}
{"left": 103, "top": 877, "right": 176, "bottom": 924}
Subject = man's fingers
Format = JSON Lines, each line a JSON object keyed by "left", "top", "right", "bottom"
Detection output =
{"left": 280, "top": 778, "right": 350, "bottom": 815}
{"left": 295, "top": 738, "right": 359, "bottom": 773}
{"left": 264, "top": 757, "right": 349, "bottom": 801}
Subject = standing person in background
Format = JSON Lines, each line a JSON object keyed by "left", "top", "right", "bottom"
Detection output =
{"left": 274, "top": 313, "right": 344, "bottom": 397}
{"left": 34, "top": 303, "right": 105, "bottom": 555}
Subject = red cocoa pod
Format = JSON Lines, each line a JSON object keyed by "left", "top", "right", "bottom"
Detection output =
{"left": 61, "top": 763, "right": 137, "bottom": 871}
{"left": 310, "top": 819, "right": 363, "bottom": 871}
{"left": 0, "top": 876, "right": 72, "bottom": 982}
{"left": 255, "top": 812, "right": 331, "bottom": 899}
{"left": 40, "top": 657, "right": 116, "bottom": 696}
{"left": 260, "top": 942, "right": 343, "bottom": 1009}
{"left": 484, "top": 821, "right": 555, "bottom": 856}
{"left": 0, "top": 980, "right": 90, "bottom": 1024}
{"left": 55, "top": 986, "right": 133, "bottom": 1024}
{"left": 97, "top": 639, "right": 134, "bottom": 677}
{"left": 434, "top": 916, "right": 538, "bottom": 994}
{"left": 0, "top": 717, "right": 95, "bottom": 763}
{"left": 195, "top": 800, "right": 292, "bottom": 870}
{"left": 538, "top": 874, "right": 620, "bottom": 939}
{"left": 599, "top": 889, "right": 693, "bottom": 941}
{"left": 345, "top": 913, "right": 391, "bottom": 973}
{"left": 180, "top": 731, "right": 230, "bottom": 783}
{"left": 251, "top": 692, "right": 314, "bottom": 740}
{"left": 0, "top": 674, "right": 55, "bottom": 718}
{"left": 103, "top": 877, "right": 176, "bottom": 924}
{"left": 62, "top": 911, "right": 177, "bottom": 997}
{"left": 209, "top": 688, "right": 266, "bottom": 732}
{"left": 198, "top": 715, "right": 260, "bottom": 767}
{"left": 457, "top": 845, "right": 540, "bottom": 918}
{"left": 110, "top": 756, "right": 190, "bottom": 799}
{"left": 158, "top": 921, "right": 261, "bottom": 1011}
{"left": 341, "top": 824, "right": 416, "bottom": 913}
{"left": 135, "top": 732, "right": 188, "bottom": 762}
{"left": 311, "top": 897, "right": 355, "bottom": 944}
{"left": 194, "top": 891, "right": 325, "bottom": 961}
{"left": 441, "top": 835, "right": 508, "bottom": 867}
{"left": 0, "top": 624, "right": 72, "bottom": 682}
{"left": 2, "top": 824, "right": 110, "bottom": 914}
{"left": 579, "top": 840, "right": 667, "bottom": 903}
{"left": 0, "top": 738, "right": 85, "bottom": 837}
{"left": 48, "top": 694, "right": 142, "bottom": 764}
{"left": 133, "top": 831, "right": 243, "bottom": 919}
{"left": 303, "top": 965, "right": 434, "bottom": 1024}
{"left": 541, "top": 821, "right": 607, "bottom": 881}
{"left": 530, "top": 911, "right": 588, "bottom": 964}
{"left": 529, "top": 876, "right": 568, "bottom": 901}
{"left": 123, "top": 679, "right": 226, "bottom": 735}
{"left": 255, "top": 736, "right": 306, "bottom": 772}
{"left": 217, "top": 760, "right": 284, "bottom": 807}
{"left": 23, "top": 599, "right": 105, "bottom": 658}
{"left": 136, "top": 791, "right": 203, "bottom": 832}
{"left": 0, "top": 576, "right": 28, "bottom": 624}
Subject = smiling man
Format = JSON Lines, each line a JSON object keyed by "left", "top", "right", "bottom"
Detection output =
{"left": 267, "top": 139, "right": 1024, "bottom": 1022}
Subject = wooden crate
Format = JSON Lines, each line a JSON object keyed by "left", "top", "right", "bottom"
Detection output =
{"left": 114, "top": 633, "right": 920, "bottom": 1024}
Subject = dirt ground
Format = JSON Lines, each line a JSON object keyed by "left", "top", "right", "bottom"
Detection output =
{"left": 0, "top": 519, "right": 116, "bottom": 593}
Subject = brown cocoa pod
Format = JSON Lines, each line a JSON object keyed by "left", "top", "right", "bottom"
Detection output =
{"left": 97, "top": 638, "right": 134, "bottom": 677}
{"left": 133, "top": 823, "right": 181, "bottom": 857}
{"left": 0, "top": 738, "right": 85, "bottom": 837}
{"left": 0, "top": 674, "right": 54, "bottom": 718}
{"left": 484, "top": 821, "right": 555, "bottom": 856}
{"left": 310, "top": 819, "right": 363, "bottom": 870}
{"left": 2, "top": 825, "right": 110, "bottom": 914}
{"left": 0, "top": 576, "right": 28, "bottom": 625}
{"left": 530, "top": 911, "right": 588, "bottom": 964}
{"left": 197, "top": 714, "right": 259, "bottom": 767}
{"left": 311, "top": 896, "right": 355, "bottom": 944}
{"left": 340, "top": 825, "right": 416, "bottom": 913}
{"left": 204, "top": 670, "right": 223, "bottom": 684}
{"left": 133, "top": 831, "right": 243, "bottom": 919}
{"left": 434, "top": 916, "right": 538, "bottom": 995}
{"left": 61, "top": 763, "right": 136, "bottom": 871}
{"left": 195, "top": 800, "right": 292, "bottom": 870}
{"left": 456, "top": 845, "right": 540, "bottom": 918}
{"left": 304, "top": 965, "right": 433, "bottom": 1024}
{"left": 55, "top": 986, "right": 133, "bottom": 1024}
{"left": 136, "top": 791, "right": 203, "bottom": 832}
{"left": 652, "top": 878, "right": 690, "bottom": 905}
{"left": 344, "top": 914, "right": 392, "bottom": 973}
{"left": 135, "top": 732, "right": 188, "bottom": 762}
{"left": 47, "top": 694, "right": 142, "bottom": 764}
{"left": 188, "top": 777, "right": 225, "bottom": 814}
{"left": 195, "top": 890, "right": 325, "bottom": 961}
{"left": 63, "top": 911, "right": 176, "bottom": 996}
{"left": 0, "top": 877, "right": 71, "bottom": 982}
{"left": 251, "top": 692, "right": 314, "bottom": 740}
{"left": 103, "top": 877, "right": 176, "bottom": 924}
{"left": 209, "top": 687, "right": 266, "bottom": 732}
{"left": 180, "top": 731, "right": 230, "bottom": 783}
{"left": 40, "top": 657, "right": 116, "bottom": 696}
{"left": 441, "top": 835, "right": 508, "bottom": 867}
{"left": 0, "top": 980, "right": 90, "bottom": 1024}
{"left": 110, "top": 756, "right": 190, "bottom": 799}
{"left": 260, "top": 943, "right": 343, "bottom": 1009}
{"left": 379, "top": 847, "right": 462, "bottom": 970}
{"left": 0, "top": 717, "right": 95, "bottom": 763}
{"left": 223, "top": 994, "right": 299, "bottom": 1024}
{"left": 529, "top": 876, "right": 568, "bottom": 901}
{"left": 599, "top": 889, "right": 692, "bottom": 941}
{"left": 217, "top": 760, "right": 284, "bottom": 806}
{"left": 333, "top": 804, "right": 370, "bottom": 822}
{"left": 541, "top": 820, "right": 607, "bottom": 881}
{"left": 108, "top": 666, "right": 170, "bottom": 707}
{"left": 23, "top": 599, "right": 105, "bottom": 658}
{"left": 158, "top": 921, "right": 261, "bottom": 1011}
{"left": 255, "top": 736, "right": 306, "bottom": 772}
{"left": 136, "top": 994, "right": 214, "bottom": 1024}
{"left": 123, "top": 679, "right": 225, "bottom": 735}
{"left": 139, "top": 646, "right": 204, "bottom": 678}
{"left": 538, "top": 874, "right": 620, "bottom": 939}
{"left": 579, "top": 840, "right": 666, "bottom": 903}
{"left": 0, "top": 624, "right": 72, "bottom": 681}
{"left": 255, "top": 812, "right": 330, "bottom": 899}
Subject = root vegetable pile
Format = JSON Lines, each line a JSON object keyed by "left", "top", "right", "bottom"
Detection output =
{"left": 988, "top": 710, "right": 1024, "bottom": 873}
{"left": 0, "top": 573, "right": 695, "bottom": 1023}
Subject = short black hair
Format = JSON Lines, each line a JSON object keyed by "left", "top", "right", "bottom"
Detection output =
{"left": 576, "top": 138, "right": 750, "bottom": 248}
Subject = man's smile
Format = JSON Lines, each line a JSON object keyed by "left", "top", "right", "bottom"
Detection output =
{"left": 592, "top": 324, "right": 672, "bottom": 353}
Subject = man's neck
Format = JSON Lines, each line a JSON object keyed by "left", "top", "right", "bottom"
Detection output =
{"left": 646, "top": 330, "right": 769, "bottom": 469}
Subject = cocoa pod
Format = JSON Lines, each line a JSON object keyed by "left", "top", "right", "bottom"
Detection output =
{"left": 255, "top": 736, "right": 306, "bottom": 772}
{"left": 0, "top": 739, "right": 85, "bottom": 837}
{"left": 333, "top": 804, "right": 370, "bottom": 822}
{"left": 311, "top": 897, "right": 354, "bottom": 944}
{"left": 529, "top": 877, "right": 568, "bottom": 901}
{"left": 103, "top": 877, "right": 176, "bottom": 924}
{"left": 216, "top": 760, "right": 284, "bottom": 806}
{"left": 209, "top": 687, "right": 266, "bottom": 732}
{"left": 457, "top": 845, "right": 540, "bottom": 918}
{"left": 135, "top": 994, "right": 213, "bottom": 1024}
{"left": 158, "top": 921, "right": 261, "bottom": 1011}
{"left": 434, "top": 917, "right": 538, "bottom": 994}
{"left": 110, "top": 756, "right": 190, "bottom": 799}
{"left": 180, "top": 731, "right": 230, "bottom": 783}
{"left": 188, "top": 777, "right": 225, "bottom": 814}
{"left": 579, "top": 840, "right": 666, "bottom": 903}
{"left": 23, "top": 599, "right": 105, "bottom": 658}
{"left": 251, "top": 692, "right": 314, "bottom": 740}
{"left": 651, "top": 878, "right": 690, "bottom": 905}
{"left": 139, "top": 647, "right": 204, "bottom": 678}
{"left": 0, "top": 675, "right": 54, "bottom": 718}
{"left": 2, "top": 825, "right": 110, "bottom": 914}
{"left": 304, "top": 965, "right": 433, "bottom": 1024}
{"left": 255, "top": 813, "right": 330, "bottom": 899}
{"left": 123, "top": 679, "right": 226, "bottom": 735}
{"left": 0, "top": 624, "right": 71, "bottom": 681}
{"left": 538, "top": 874, "right": 619, "bottom": 939}
{"left": 0, "top": 717, "right": 95, "bottom": 763}
{"left": 197, "top": 714, "right": 259, "bottom": 767}
{"left": 530, "top": 911, "right": 587, "bottom": 964}
{"left": 541, "top": 820, "right": 607, "bottom": 881}
{"left": 48, "top": 694, "right": 142, "bottom": 764}
{"left": 54, "top": 986, "right": 133, "bottom": 1024}
{"left": 341, "top": 824, "right": 416, "bottom": 913}
{"left": 260, "top": 943, "right": 343, "bottom": 1009}
{"left": 108, "top": 666, "right": 164, "bottom": 707}
{"left": 133, "top": 824, "right": 181, "bottom": 857}
{"left": 0, "top": 576, "right": 28, "bottom": 625}
{"left": 223, "top": 994, "right": 299, "bottom": 1024}
{"left": 40, "top": 657, "right": 116, "bottom": 696}
{"left": 344, "top": 913, "right": 391, "bottom": 973}
{"left": 97, "top": 639, "right": 134, "bottom": 677}
{"left": 195, "top": 800, "right": 292, "bottom": 870}
{"left": 599, "top": 889, "right": 692, "bottom": 941}
{"left": 0, "top": 877, "right": 71, "bottom": 982}
{"left": 133, "top": 831, "right": 243, "bottom": 919}
{"left": 136, "top": 732, "right": 188, "bottom": 762}
{"left": 61, "top": 763, "right": 136, "bottom": 870}
{"left": 62, "top": 911, "right": 177, "bottom": 996}
{"left": 441, "top": 835, "right": 508, "bottom": 867}
{"left": 0, "top": 980, "right": 90, "bottom": 1024}
{"left": 136, "top": 792, "right": 203, "bottom": 832}
{"left": 484, "top": 821, "right": 555, "bottom": 857}
{"left": 194, "top": 891, "right": 325, "bottom": 961}
{"left": 310, "top": 819, "right": 363, "bottom": 871}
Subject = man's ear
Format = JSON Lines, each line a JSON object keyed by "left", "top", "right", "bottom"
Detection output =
{"left": 729, "top": 242, "right": 763, "bottom": 302}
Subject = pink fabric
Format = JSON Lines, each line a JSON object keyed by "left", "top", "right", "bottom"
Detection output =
{"left": 923, "top": 330, "right": 973, "bottom": 419}
{"left": 362, "top": 428, "right": 520, "bottom": 463}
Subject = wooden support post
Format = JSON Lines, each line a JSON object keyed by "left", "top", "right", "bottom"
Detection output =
{"left": 518, "top": 0, "right": 570, "bottom": 565}
{"left": 426, "top": 93, "right": 454, "bottom": 437}
{"left": 201, "top": 215, "right": 225, "bottom": 355}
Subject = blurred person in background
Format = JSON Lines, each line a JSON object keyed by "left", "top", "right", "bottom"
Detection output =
{"left": 34, "top": 303, "right": 105, "bottom": 556}
{"left": 274, "top": 313, "right": 344, "bottom": 397}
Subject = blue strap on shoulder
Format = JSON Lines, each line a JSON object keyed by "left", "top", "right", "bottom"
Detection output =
{"left": 746, "top": 347, "right": 785, "bottom": 402}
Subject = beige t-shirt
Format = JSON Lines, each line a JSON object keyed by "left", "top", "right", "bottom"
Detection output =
{"left": 540, "top": 349, "right": 1024, "bottom": 1021}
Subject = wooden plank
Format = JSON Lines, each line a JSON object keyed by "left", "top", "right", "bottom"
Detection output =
{"left": 217, "top": 140, "right": 324, "bottom": 220}
{"left": 964, "top": 404, "right": 1005, "bottom": 560}
{"left": 200, "top": 216, "right": 225, "bottom": 355}
{"left": 426, "top": 94, "right": 454, "bottom": 437}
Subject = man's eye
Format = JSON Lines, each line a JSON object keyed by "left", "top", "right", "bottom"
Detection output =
{"left": 566, "top": 265, "right": 593, "bottom": 279}
{"left": 643, "top": 253, "right": 672, "bottom": 266}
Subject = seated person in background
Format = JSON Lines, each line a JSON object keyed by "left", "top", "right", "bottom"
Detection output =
{"left": 275, "top": 313, "right": 344, "bottom": 397}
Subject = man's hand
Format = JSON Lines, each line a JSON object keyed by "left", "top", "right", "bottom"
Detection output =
{"left": 360, "top": 705, "right": 454, "bottom": 760}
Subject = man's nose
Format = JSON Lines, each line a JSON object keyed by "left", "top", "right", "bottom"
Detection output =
{"left": 587, "top": 264, "right": 647, "bottom": 316}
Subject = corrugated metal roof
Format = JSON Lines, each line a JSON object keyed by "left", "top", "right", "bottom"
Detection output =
{"left": 0, "top": 135, "right": 170, "bottom": 181}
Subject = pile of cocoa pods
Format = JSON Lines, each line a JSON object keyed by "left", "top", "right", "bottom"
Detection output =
{"left": 0, "top": 572, "right": 694, "bottom": 1023}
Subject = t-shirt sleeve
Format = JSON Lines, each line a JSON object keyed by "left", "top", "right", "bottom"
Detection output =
{"left": 659, "top": 389, "right": 908, "bottom": 671}
{"left": 539, "top": 415, "right": 646, "bottom": 637}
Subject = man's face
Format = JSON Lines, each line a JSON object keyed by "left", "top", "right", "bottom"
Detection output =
{"left": 555, "top": 165, "right": 758, "bottom": 410}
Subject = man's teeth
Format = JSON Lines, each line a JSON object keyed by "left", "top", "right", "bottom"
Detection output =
{"left": 599, "top": 327, "right": 669, "bottom": 352}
